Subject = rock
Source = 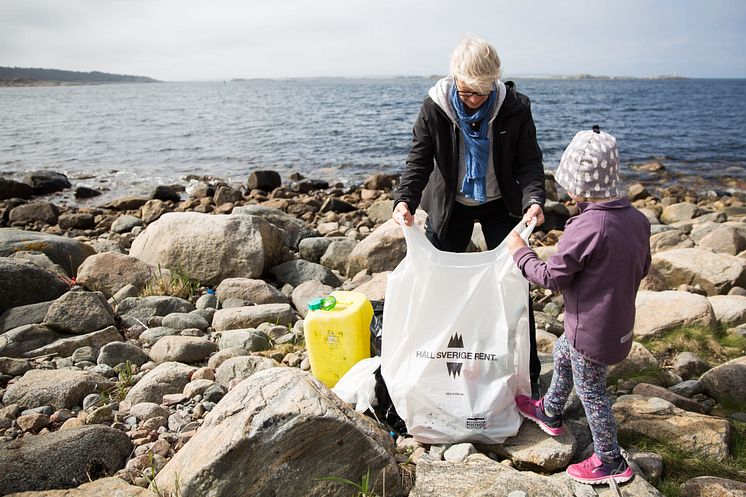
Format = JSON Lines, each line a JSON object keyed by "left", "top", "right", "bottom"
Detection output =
{"left": 139, "top": 326, "right": 180, "bottom": 345}
{"left": 154, "top": 367, "right": 400, "bottom": 497}
{"left": 16, "top": 412, "right": 50, "bottom": 432}
{"left": 162, "top": 312, "right": 209, "bottom": 331}
{"left": 442, "top": 443, "right": 477, "bottom": 463}
{"left": 8, "top": 250, "right": 68, "bottom": 277}
{"left": 9, "top": 202, "right": 60, "bottom": 226}
{"left": 708, "top": 295, "right": 746, "bottom": 326}
{"left": 0, "top": 357, "right": 32, "bottom": 376}
{"left": 699, "top": 356, "right": 746, "bottom": 407}
{"left": 98, "top": 341, "right": 151, "bottom": 367}
{"left": 350, "top": 271, "right": 389, "bottom": 301}
{"left": 628, "top": 183, "right": 651, "bottom": 201}
{"left": 364, "top": 174, "right": 397, "bottom": 191}
{"left": 668, "top": 379, "right": 705, "bottom": 398}
{"left": 3, "top": 369, "right": 111, "bottom": 410}
{"left": 124, "top": 361, "right": 196, "bottom": 405}
{"left": 488, "top": 421, "right": 575, "bottom": 472}
{"left": 320, "top": 239, "right": 357, "bottom": 275}
{"left": 0, "top": 228, "right": 95, "bottom": 276}
{"left": 613, "top": 394, "right": 731, "bottom": 461}
{"left": 628, "top": 449, "right": 663, "bottom": 481}
{"left": 215, "top": 277, "right": 289, "bottom": 305}
{"left": 74, "top": 186, "right": 102, "bottom": 199}
{"left": 346, "top": 210, "right": 427, "bottom": 276}
{"left": 0, "top": 426, "right": 132, "bottom": 495}
{"left": 672, "top": 352, "right": 710, "bottom": 380}
{"left": 76, "top": 252, "right": 155, "bottom": 298}
{"left": 607, "top": 342, "right": 659, "bottom": 380}
{"left": 42, "top": 291, "right": 115, "bottom": 334}
{"left": 232, "top": 205, "right": 317, "bottom": 250}
{"left": 3, "top": 477, "right": 156, "bottom": 496}
{"left": 661, "top": 202, "right": 702, "bottom": 224}
{"left": 18, "top": 325, "right": 122, "bottom": 359}
{"left": 214, "top": 356, "right": 280, "bottom": 386}
{"left": 129, "top": 402, "right": 171, "bottom": 421}
{"left": 320, "top": 197, "right": 357, "bottom": 213}
{"left": 0, "top": 300, "right": 54, "bottom": 333}
{"left": 291, "top": 280, "right": 334, "bottom": 318}
{"left": 634, "top": 291, "right": 716, "bottom": 338}
{"left": 247, "top": 170, "right": 281, "bottom": 191}
{"left": 110, "top": 215, "right": 143, "bottom": 234}
{"left": 57, "top": 212, "right": 96, "bottom": 230}
{"left": 116, "top": 295, "right": 195, "bottom": 324}
{"left": 653, "top": 248, "right": 746, "bottom": 295}
{"left": 0, "top": 323, "right": 64, "bottom": 357}
{"left": 0, "top": 178, "right": 33, "bottom": 200}
{"left": 130, "top": 212, "right": 289, "bottom": 286}
{"left": 151, "top": 185, "right": 181, "bottom": 202}
{"left": 212, "top": 303, "right": 295, "bottom": 331}
{"left": 270, "top": 259, "right": 342, "bottom": 288}
{"left": 217, "top": 329, "right": 271, "bottom": 352}
{"left": 367, "top": 199, "right": 395, "bottom": 224}
{"left": 0, "top": 259, "right": 69, "bottom": 314}
{"left": 140, "top": 198, "right": 170, "bottom": 224}
{"left": 102, "top": 195, "right": 150, "bottom": 211}
{"left": 632, "top": 382, "right": 705, "bottom": 413}
{"left": 149, "top": 336, "right": 218, "bottom": 364}
{"left": 649, "top": 229, "right": 695, "bottom": 254}
{"left": 298, "top": 236, "right": 349, "bottom": 263}
{"left": 698, "top": 226, "right": 746, "bottom": 256}
{"left": 21, "top": 170, "right": 71, "bottom": 194}
{"left": 680, "top": 476, "right": 746, "bottom": 497}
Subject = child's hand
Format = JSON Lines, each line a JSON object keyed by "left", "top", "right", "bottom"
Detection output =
{"left": 507, "top": 230, "right": 527, "bottom": 256}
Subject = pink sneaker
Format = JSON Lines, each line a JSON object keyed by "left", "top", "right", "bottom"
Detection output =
{"left": 515, "top": 395, "right": 564, "bottom": 436}
{"left": 566, "top": 453, "right": 634, "bottom": 485}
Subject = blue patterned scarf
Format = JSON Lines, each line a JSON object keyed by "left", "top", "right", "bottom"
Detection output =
{"left": 450, "top": 83, "right": 496, "bottom": 202}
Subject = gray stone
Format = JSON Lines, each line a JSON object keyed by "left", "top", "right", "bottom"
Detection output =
{"left": 661, "top": 202, "right": 702, "bottom": 224}
{"left": 140, "top": 198, "right": 170, "bottom": 224}
{"left": 215, "top": 277, "right": 289, "bottom": 305}
{"left": 212, "top": 303, "right": 295, "bottom": 331}
{"left": 217, "top": 329, "right": 271, "bottom": 352}
{"left": 214, "top": 355, "right": 280, "bottom": 386}
{"left": 2, "top": 369, "right": 112, "bottom": 410}
{"left": 71, "top": 346, "right": 97, "bottom": 364}
{"left": 57, "top": 212, "right": 96, "bottom": 230}
{"left": 699, "top": 356, "right": 746, "bottom": 407}
{"left": 650, "top": 229, "right": 695, "bottom": 254}
{"left": 653, "top": 248, "right": 746, "bottom": 295}
{"left": 0, "top": 324, "right": 65, "bottom": 358}
{"left": 269, "top": 259, "right": 342, "bottom": 288}
{"left": 320, "top": 239, "right": 357, "bottom": 275}
{"left": 21, "top": 170, "right": 71, "bottom": 194}
{"left": 110, "top": 214, "right": 143, "bottom": 234}
{"left": 246, "top": 170, "right": 281, "bottom": 192}
{"left": 154, "top": 367, "right": 400, "bottom": 497}
{"left": 680, "top": 476, "right": 746, "bottom": 497}
{"left": 139, "top": 326, "right": 181, "bottom": 345}
{"left": 0, "top": 426, "right": 132, "bottom": 495}
{"left": 130, "top": 212, "right": 290, "bottom": 285}
{"left": 19, "top": 326, "right": 122, "bottom": 359}
{"left": 8, "top": 250, "right": 68, "bottom": 276}
{"left": 102, "top": 195, "right": 149, "bottom": 211}
{"left": 42, "top": 291, "right": 115, "bottom": 334}
{"left": 634, "top": 291, "right": 716, "bottom": 338}
{"left": 298, "top": 236, "right": 348, "bottom": 263}
{"left": 0, "top": 357, "right": 32, "bottom": 376}
{"left": 607, "top": 342, "right": 659, "bottom": 380}
{"left": 124, "top": 361, "right": 196, "bottom": 405}
{"left": 632, "top": 382, "right": 705, "bottom": 413}
{"left": 196, "top": 292, "right": 219, "bottom": 309}
{"left": 3, "top": 477, "right": 155, "bottom": 496}
{"left": 8, "top": 202, "right": 59, "bottom": 226}
{"left": 0, "top": 259, "right": 69, "bottom": 315}
{"left": 0, "top": 177, "right": 33, "bottom": 200}
{"left": 367, "top": 199, "right": 394, "bottom": 224}
{"left": 672, "top": 351, "right": 710, "bottom": 380}
{"left": 442, "top": 443, "right": 476, "bottom": 463}
{"left": 668, "top": 379, "right": 705, "bottom": 398}
{"left": 351, "top": 272, "right": 389, "bottom": 302}
{"left": 291, "top": 280, "right": 335, "bottom": 318}
{"left": 0, "top": 228, "right": 94, "bottom": 277}
{"left": 708, "top": 295, "right": 746, "bottom": 326}
{"left": 162, "top": 312, "right": 210, "bottom": 331}
{"left": 698, "top": 226, "right": 746, "bottom": 255}
{"left": 0, "top": 300, "right": 54, "bottom": 333}
{"left": 97, "top": 341, "right": 150, "bottom": 368}
{"left": 116, "top": 295, "right": 195, "bottom": 324}
{"left": 232, "top": 204, "right": 318, "bottom": 250}
{"left": 149, "top": 336, "right": 218, "bottom": 364}
{"left": 487, "top": 420, "right": 576, "bottom": 472}
{"left": 128, "top": 402, "right": 171, "bottom": 421}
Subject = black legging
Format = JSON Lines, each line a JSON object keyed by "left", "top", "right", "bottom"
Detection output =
{"left": 425, "top": 199, "right": 542, "bottom": 385}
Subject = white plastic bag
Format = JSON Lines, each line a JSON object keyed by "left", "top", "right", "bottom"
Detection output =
{"left": 332, "top": 356, "right": 381, "bottom": 413}
{"left": 381, "top": 219, "right": 533, "bottom": 444}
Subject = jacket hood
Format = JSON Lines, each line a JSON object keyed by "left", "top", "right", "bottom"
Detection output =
{"left": 577, "top": 198, "right": 632, "bottom": 212}
{"left": 427, "top": 76, "right": 506, "bottom": 125}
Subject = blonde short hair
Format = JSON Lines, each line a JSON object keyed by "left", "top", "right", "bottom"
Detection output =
{"left": 449, "top": 34, "right": 501, "bottom": 95}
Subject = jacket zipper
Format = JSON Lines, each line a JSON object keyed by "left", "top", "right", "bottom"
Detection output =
{"left": 440, "top": 122, "right": 460, "bottom": 239}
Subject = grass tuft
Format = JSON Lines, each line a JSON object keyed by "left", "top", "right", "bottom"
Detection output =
{"left": 140, "top": 264, "right": 200, "bottom": 300}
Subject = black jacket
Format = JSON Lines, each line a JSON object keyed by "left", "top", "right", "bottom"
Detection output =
{"left": 395, "top": 81, "right": 546, "bottom": 239}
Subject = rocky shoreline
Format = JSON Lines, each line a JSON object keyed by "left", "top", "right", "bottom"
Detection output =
{"left": 0, "top": 169, "right": 745, "bottom": 497}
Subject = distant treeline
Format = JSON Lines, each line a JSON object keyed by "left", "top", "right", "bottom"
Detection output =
{"left": 0, "top": 66, "right": 159, "bottom": 86}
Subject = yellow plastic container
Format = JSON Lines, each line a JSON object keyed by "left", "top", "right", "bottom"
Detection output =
{"left": 304, "top": 290, "right": 373, "bottom": 388}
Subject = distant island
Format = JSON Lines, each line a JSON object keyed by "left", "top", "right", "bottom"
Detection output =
{"left": 0, "top": 66, "right": 159, "bottom": 87}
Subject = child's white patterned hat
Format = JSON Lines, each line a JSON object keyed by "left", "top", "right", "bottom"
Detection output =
{"left": 555, "top": 126, "right": 620, "bottom": 199}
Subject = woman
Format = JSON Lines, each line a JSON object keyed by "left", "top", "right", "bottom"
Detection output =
{"left": 393, "top": 34, "right": 545, "bottom": 396}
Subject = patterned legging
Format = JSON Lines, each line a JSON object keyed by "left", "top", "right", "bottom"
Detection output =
{"left": 543, "top": 334, "right": 621, "bottom": 462}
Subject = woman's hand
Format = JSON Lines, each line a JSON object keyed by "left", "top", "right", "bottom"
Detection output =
{"left": 507, "top": 230, "right": 527, "bottom": 256}
{"left": 523, "top": 204, "right": 545, "bottom": 226}
{"left": 393, "top": 202, "right": 413, "bottom": 226}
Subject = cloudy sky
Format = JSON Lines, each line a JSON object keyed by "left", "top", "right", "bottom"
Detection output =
{"left": 2, "top": 0, "right": 744, "bottom": 81}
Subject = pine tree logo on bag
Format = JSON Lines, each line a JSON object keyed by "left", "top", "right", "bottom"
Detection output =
{"left": 447, "top": 333, "right": 464, "bottom": 348}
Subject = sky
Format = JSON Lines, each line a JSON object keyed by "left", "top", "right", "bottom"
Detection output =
{"left": 1, "top": 0, "right": 745, "bottom": 81}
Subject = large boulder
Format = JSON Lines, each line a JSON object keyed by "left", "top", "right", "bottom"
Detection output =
{"left": 76, "top": 252, "right": 155, "bottom": 298}
{"left": 233, "top": 205, "right": 317, "bottom": 250}
{"left": 3, "top": 369, "right": 112, "bottom": 410}
{"left": 634, "top": 291, "right": 716, "bottom": 338}
{"left": 652, "top": 248, "right": 746, "bottom": 295}
{"left": 154, "top": 367, "right": 400, "bottom": 497}
{"left": 346, "top": 210, "right": 427, "bottom": 276}
{"left": 0, "top": 228, "right": 94, "bottom": 277}
{"left": 0, "top": 258, "right": 69, "bottom": 314}
{"left": 0, "top": 426, "right": 132, "bottom": 495}
{"left": 214, "top": 355, "right": 280, "bottom": 386}
{"left": 699, "top": 356, "right": 746, "bottom": 408}
{"left": 129, "top": 212, "right": 290, "bottom": 286}
{"left": 613, "top": 395, "right": 732, "bottom": 461}
{"left": 42, "top": 291, "right": 115, "bottom": 334}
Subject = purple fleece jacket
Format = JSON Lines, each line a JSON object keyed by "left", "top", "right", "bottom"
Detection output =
{"left": 513, "top": 198, "right": 651, "bottom": 365}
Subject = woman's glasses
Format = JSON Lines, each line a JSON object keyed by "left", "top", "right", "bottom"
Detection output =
{"left": 457, "top": 90, "right": 491, "bottom": 98}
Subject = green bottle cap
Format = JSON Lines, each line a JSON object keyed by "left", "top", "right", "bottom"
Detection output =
{"left": 308, "top": 298, "right": 323, "bottom": 311}
{"left": 308, "top": 296, "right": 337, "bottom": 311}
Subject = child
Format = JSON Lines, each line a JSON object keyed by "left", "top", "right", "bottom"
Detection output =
{"left": 507, "top": 127, "right": 651, "bottom": 485}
